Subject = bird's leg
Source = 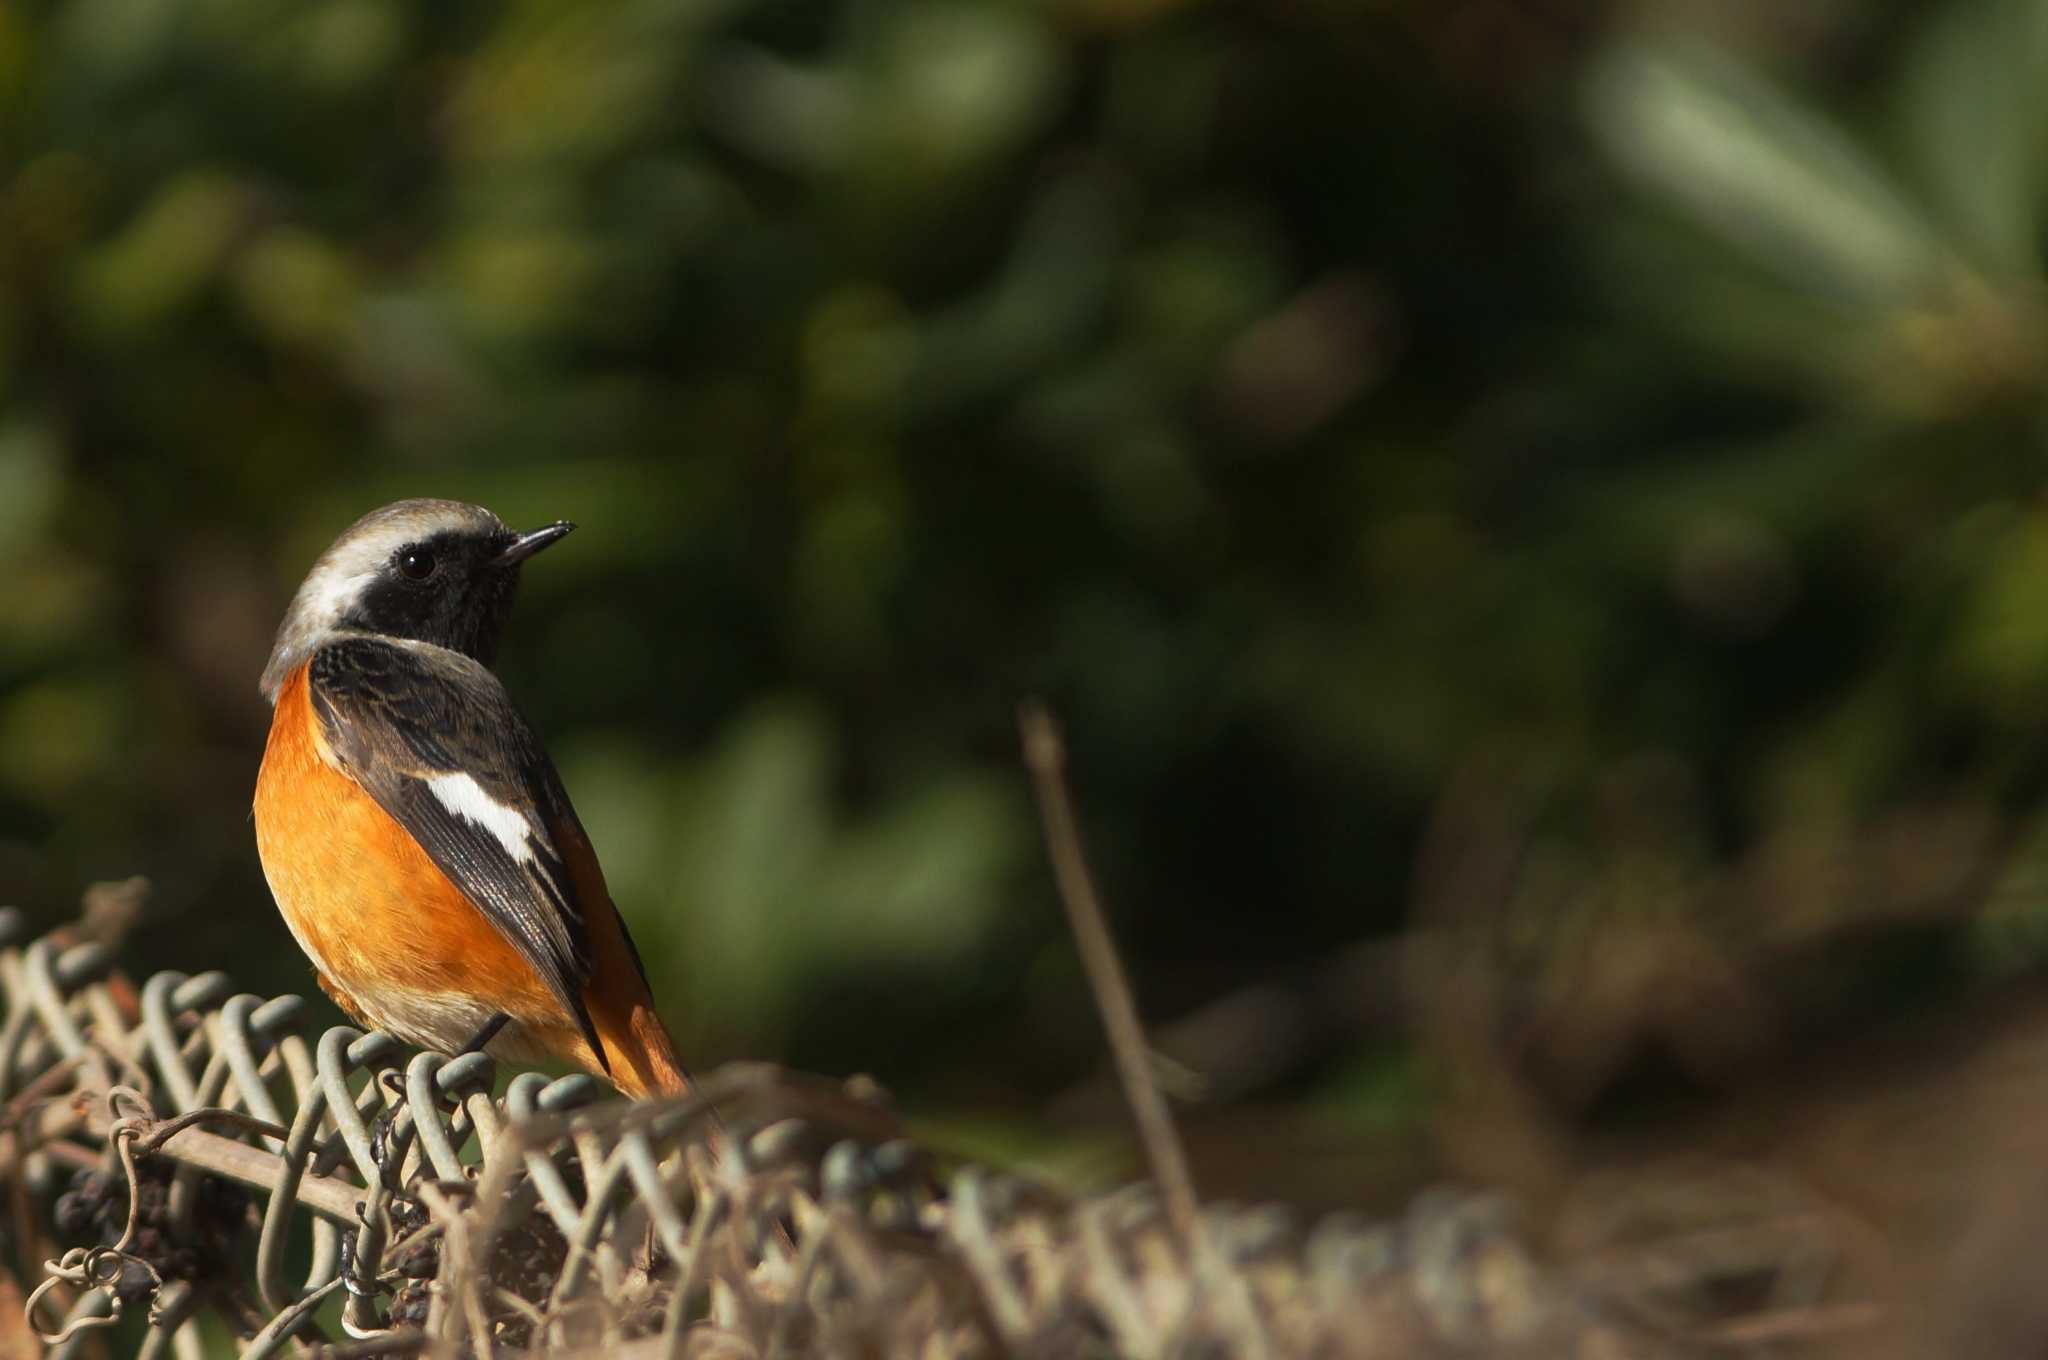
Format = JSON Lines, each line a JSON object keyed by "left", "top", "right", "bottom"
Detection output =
{"left": 458, "top": 1012, "right": 512, "bottom": 1056}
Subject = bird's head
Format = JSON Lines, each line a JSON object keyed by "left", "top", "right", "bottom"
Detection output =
{"left": 261, "top": 498, "right": 573, "bottom": 700}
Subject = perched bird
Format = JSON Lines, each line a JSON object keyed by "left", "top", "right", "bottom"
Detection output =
{"left": 253, "top": 498, "right": 687, "bottom": 1098}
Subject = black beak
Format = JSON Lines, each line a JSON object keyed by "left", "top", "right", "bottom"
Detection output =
{"left": 497, "top": 521, "right": 575, "bottom": 566}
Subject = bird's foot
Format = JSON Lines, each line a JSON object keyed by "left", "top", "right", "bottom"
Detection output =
{"left": 367, "top": 1099, "right": 407, "bottom": 1185}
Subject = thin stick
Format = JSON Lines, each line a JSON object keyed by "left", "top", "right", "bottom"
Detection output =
{"left": 1018, "top": 702, "right": 1200, "bottom": 1245}
{"left": 35, "top": 1097, "right": 366, "bottom": 1223}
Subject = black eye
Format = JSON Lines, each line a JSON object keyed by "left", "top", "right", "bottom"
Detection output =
{"left": 398, "top": 548, "right": 438, "bottom": 581}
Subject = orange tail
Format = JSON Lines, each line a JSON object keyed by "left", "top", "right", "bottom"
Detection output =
{"left": 590, "top": 997, "right": 690, "bottom": 1099}
{"left": 553, "top": 842, "right": 689, "bottom": 1096}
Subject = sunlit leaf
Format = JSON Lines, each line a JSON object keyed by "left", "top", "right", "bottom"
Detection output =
{"left": 1894, "top": 0, "right": 2048, "bottom": 275}
{"left": 1587, "top": 37, "right": 1952, "bottom": 306}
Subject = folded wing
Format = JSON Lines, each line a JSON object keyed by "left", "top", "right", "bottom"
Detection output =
{"left": 305, "top": 635, "right": 606, "bottom": 1070}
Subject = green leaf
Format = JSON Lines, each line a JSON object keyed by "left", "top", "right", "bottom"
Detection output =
{"left": 1587, "top": 36, "right": 1952, "bottom": 307}
{"left": 1894, "top": 0, "right": 2048, "bottom": 276}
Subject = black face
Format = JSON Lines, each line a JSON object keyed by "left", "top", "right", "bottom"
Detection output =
{"left": 340, "top": 529, "right": 525, "bottom": 664}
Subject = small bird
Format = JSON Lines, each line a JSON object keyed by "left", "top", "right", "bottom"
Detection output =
{"left": 253, "top": 499, "right": 688, "bottom": 1098}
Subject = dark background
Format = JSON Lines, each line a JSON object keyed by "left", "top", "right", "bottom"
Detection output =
{"left": 10, "top": 0, "right": 2048, "bottom": 1244}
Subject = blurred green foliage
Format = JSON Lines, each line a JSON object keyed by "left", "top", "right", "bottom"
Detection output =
{"left": 9, "top": 0, "right": 2048, "bottom": 1170}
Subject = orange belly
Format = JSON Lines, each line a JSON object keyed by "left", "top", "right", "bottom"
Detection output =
{"left": 253, "top": 664, "right": 688, "bottom": 1096}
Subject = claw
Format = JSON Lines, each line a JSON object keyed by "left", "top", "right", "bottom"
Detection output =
{"left": 367, "top": 1106, "right": 403, "bottom": 1185}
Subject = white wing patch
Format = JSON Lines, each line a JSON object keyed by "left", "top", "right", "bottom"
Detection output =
{"left": 425, "top": 772, "right": 537, "bottom": 863}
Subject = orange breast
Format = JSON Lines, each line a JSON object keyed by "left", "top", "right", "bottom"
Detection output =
{"left": 253, "top": 663, "right": 688, "bottom": 1096}
{"left": 253, "top": 665, "right": 561, "bottom": 1038}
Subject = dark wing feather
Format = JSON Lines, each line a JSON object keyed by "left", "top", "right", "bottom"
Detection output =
{"left": 306, "top": 636, "right": 606, "bottom": 1068}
